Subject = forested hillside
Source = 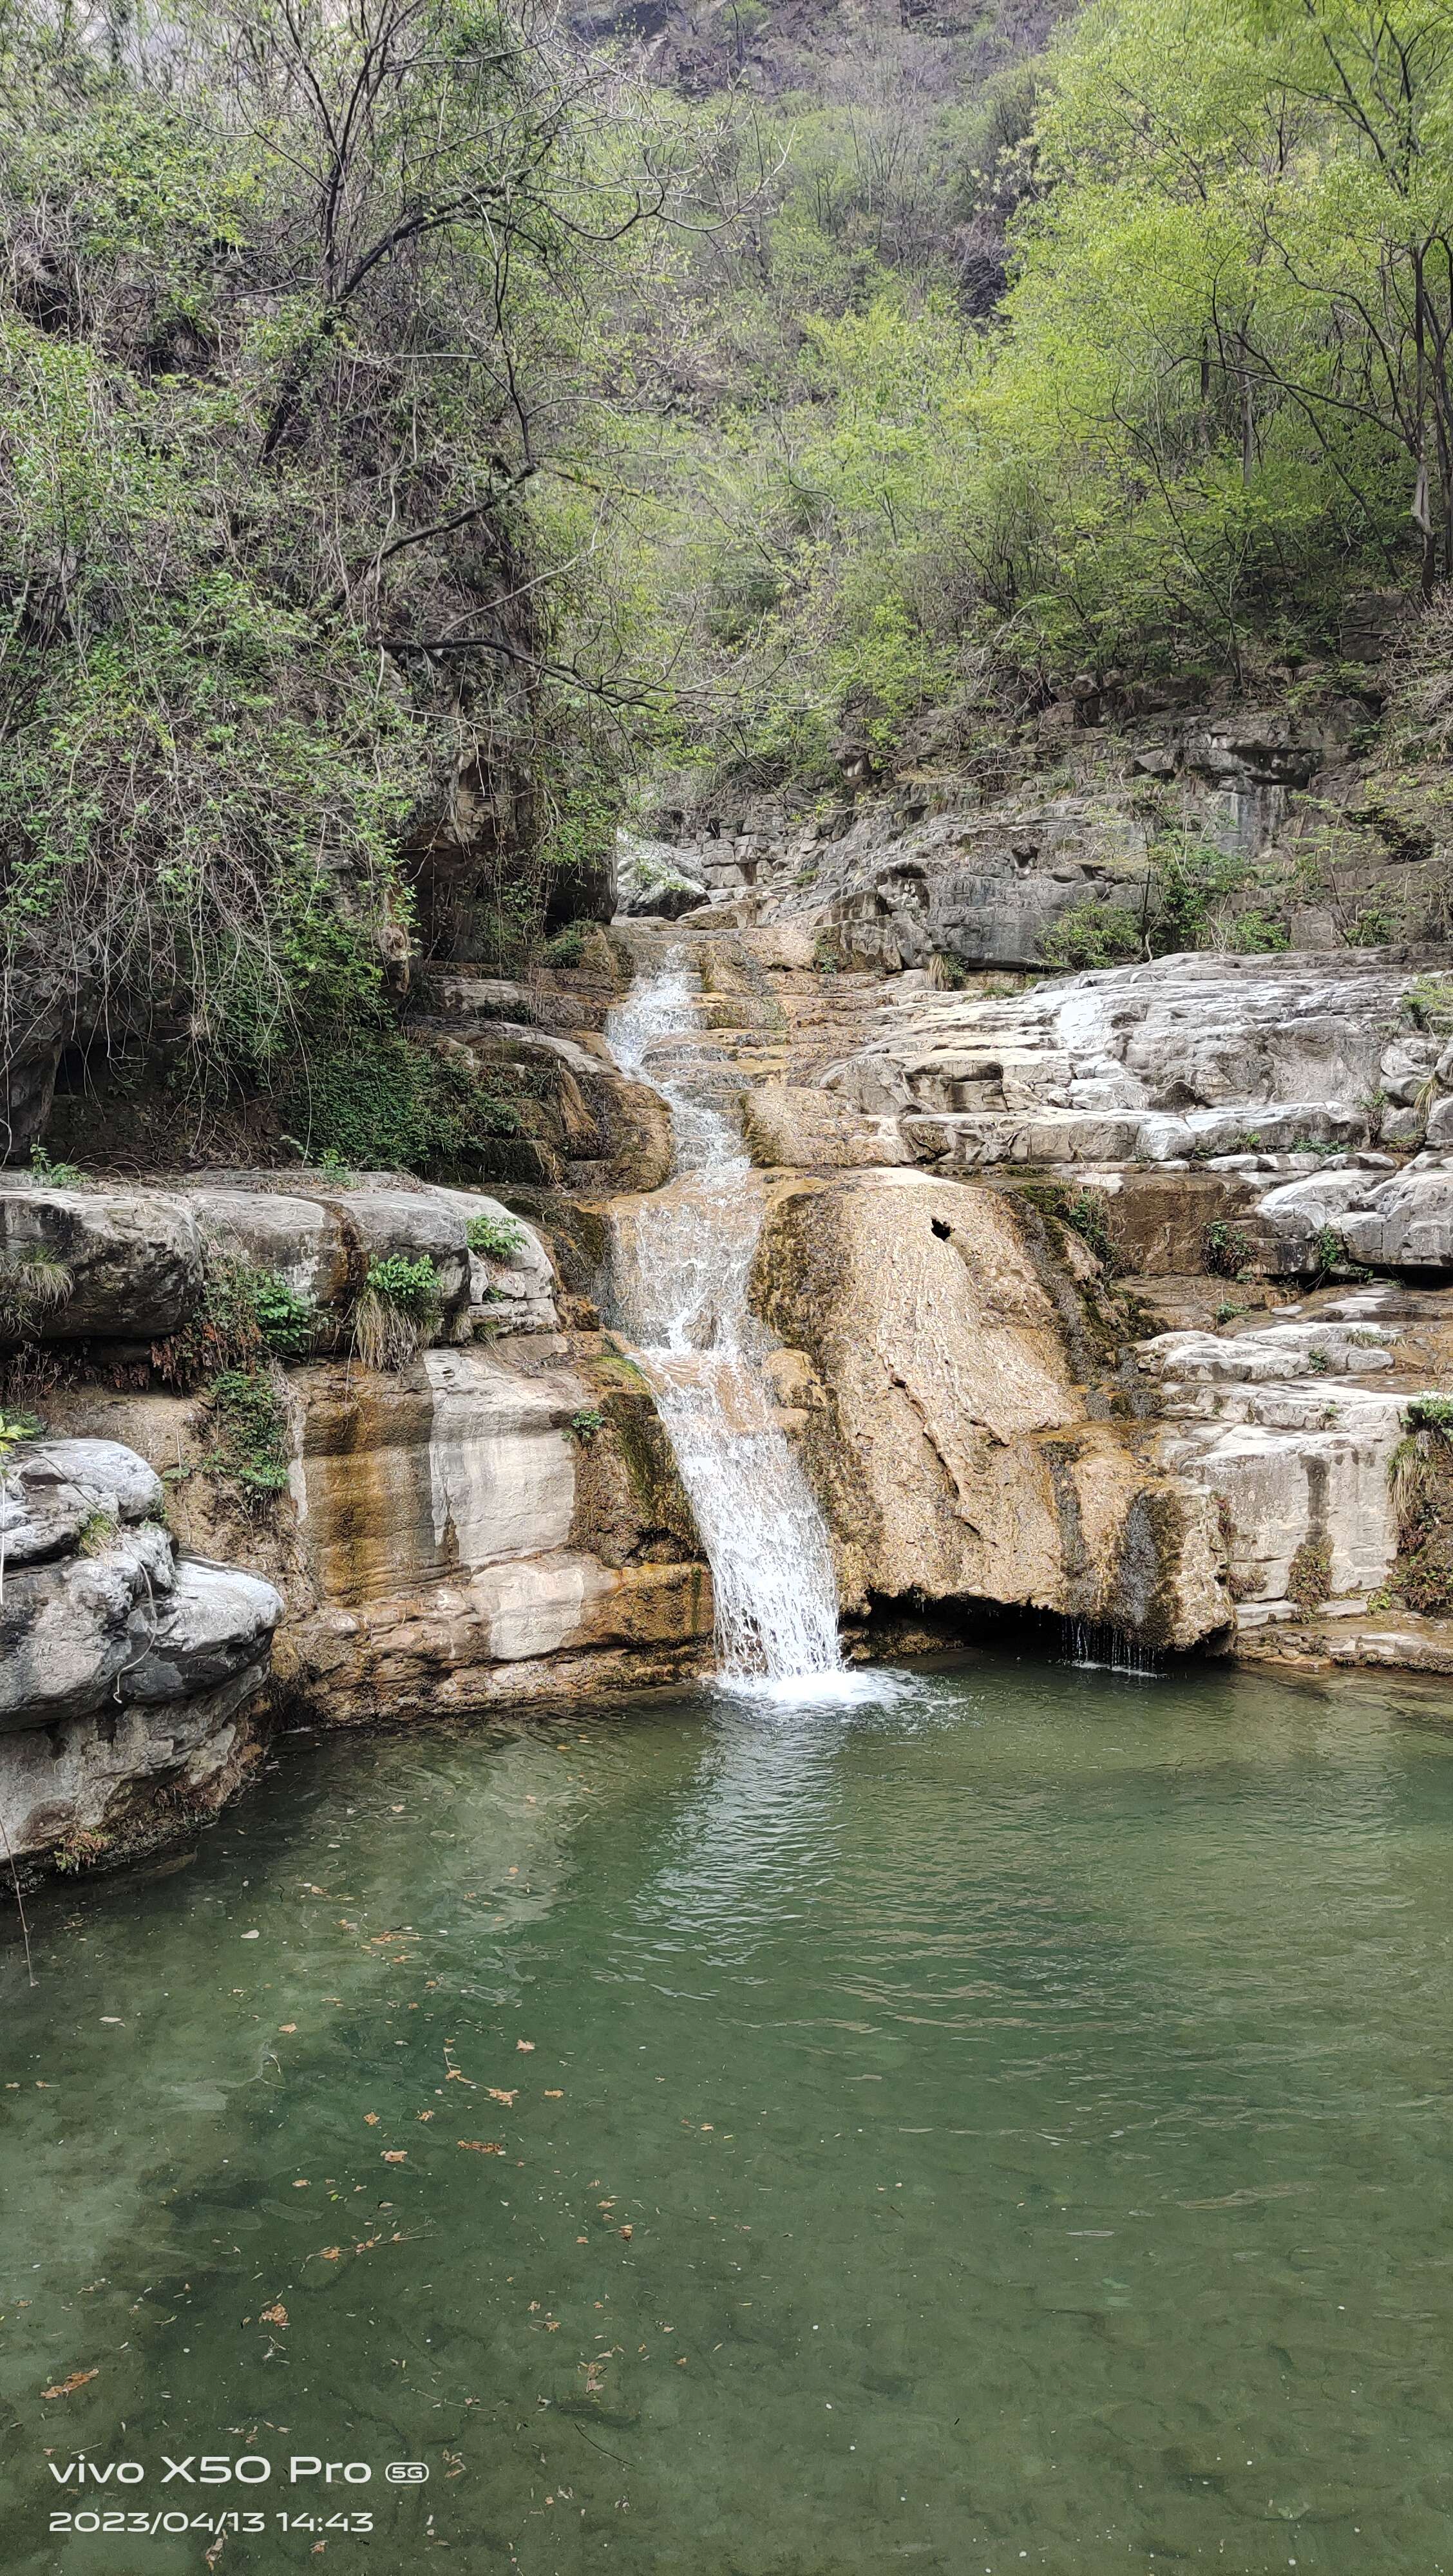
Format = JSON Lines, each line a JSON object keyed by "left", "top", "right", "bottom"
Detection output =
{"left": 3, "top": 0, "right": 1452, "bottom": 1157}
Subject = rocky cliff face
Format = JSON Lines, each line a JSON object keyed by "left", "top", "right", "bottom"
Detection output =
{"left": 12, "top": 766, "right": 1453, "bottom": 1879}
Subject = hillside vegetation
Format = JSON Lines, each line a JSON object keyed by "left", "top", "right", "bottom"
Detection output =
{"left": 3, "top": 0, "right": 1452, "bottom": 1157}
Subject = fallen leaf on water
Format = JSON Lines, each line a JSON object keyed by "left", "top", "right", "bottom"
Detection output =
{"left": 457, "top": 2140, "right": 504, "bottom": 2155}
{"left": 516, "top": 2040, "right": 535, "bottom": 2053}
{"left": 41, "top": 2371, "right": 98, "bottom": 2400}
{"left": 381, "top": 2151, "right": 407, "bottom": 2164}
{"left": 278, "top": 2023, "right": 297, "bottom": 2034}
{"left": 486, "top": 2088, "right": 517, "bottom": 2106}
{"left": 260, "top": 2305, "right": 288, "bottom": 2327}
{"left": 417, "top": 2110, "right": 436, "bottom": 2123}
{"left": 204, "top": 2536, "right": 225, "bottom": 2570}
{"left": 363, "top": 2112, "right": 380, "bottom": 2126}
{"left": 544, "top": 2089, "right": 563, "bottom": 2099}
{"left": 620, "top": 2226, "right": 633, "bottom": 2240}
{"left": 318, "top": 2248, "right": 342, "bottom": 2262}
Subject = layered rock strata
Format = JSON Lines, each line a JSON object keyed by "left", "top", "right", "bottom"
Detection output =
{"left": 0, "top": 1438, "right": 283, "bottom": 1864}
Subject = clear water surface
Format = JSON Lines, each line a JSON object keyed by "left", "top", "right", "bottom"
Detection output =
{"left": 3, "top": 1653, "right": 1453, "bottom": 2575}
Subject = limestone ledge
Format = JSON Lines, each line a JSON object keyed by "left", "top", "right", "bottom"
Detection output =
{"left": 0, "top": 1173, "right": 557, "bottom": 1343}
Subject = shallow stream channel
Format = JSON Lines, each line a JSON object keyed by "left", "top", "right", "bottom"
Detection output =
{"left": 4, "top": 1653, "right": 1453, "bottom": 2573}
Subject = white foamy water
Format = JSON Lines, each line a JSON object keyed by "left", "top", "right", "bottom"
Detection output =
{"left": 605, "top": 950, "right": 846, "bottom": 1689}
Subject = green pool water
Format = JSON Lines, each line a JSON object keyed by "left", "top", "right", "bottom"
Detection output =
{"left": 3, "top": 1652, "right": 1453, "bottom": 2575}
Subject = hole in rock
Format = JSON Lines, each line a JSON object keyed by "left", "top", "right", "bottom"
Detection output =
{"left": 931, "top": 1218, "right": 952, "bottom": 1241}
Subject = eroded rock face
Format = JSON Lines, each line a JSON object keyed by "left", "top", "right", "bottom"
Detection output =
{"left": 1143, "top": 1298, "right": 1414, "bottom": 1620}
{"left": 742, "top": 1086, "right": 913, "bottom": 1171}
{"left": 822, "top": 951, "right": 1434, "bottom": 1168}
{"left": 0, "top": 1437, "right": 282, "bottom": 1862}
{"left": 751, "top": 1168, "right": 1229, "bottom": 1647}
{"left": 282, "top": 1343, "right": 712, "bottom": 1712}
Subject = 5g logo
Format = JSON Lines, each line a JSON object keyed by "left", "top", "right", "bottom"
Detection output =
{"left": 386, "top": 2463, "right": 430, "bottom": 2486}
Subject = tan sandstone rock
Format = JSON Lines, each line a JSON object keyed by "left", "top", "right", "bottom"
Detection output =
{"left": 752, "top": 1167, "right": 1228, "bottom": 1647}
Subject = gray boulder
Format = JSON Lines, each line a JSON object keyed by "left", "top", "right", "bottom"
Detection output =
{"left": 615, "top": 832, "right": 708, "bottom": 922}
{"left": 0, "top": 1186, "right": 202, "bottom": 1340}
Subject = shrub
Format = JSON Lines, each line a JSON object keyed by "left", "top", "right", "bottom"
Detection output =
{"left": 1226, "top": 909, "right": 1291, "bottom": 954}
{"left": 352, "top": 1255, "right": 442, "bottom": 1372}
{"left": 1287, "top": 1533, "right": 1333, "bottom": 1614}
{"left": 155, "top": 1260, "right": 317, "bottom": 1387}
{"left": 1204, "top": 1220, "right": 1253, "bottom": 1278}
{"left": 251, "top": 1272, "right": 319, "bottom": 1359}
{"left": 543, "top": 924, "right": 587, "bottom": 969}
{"left": 1037, "top": 900, "right": 1144, "bottom": 973}
{"left": 278, "top": 1030, "right": 519, "bottom": 1177}
{"left": 205, "top": 1367, "right": 290, "bottom": 1513}
{"left": 1387, "top": 1406, "right": 1453, "bottom": 1613}
{"left": 466, "top": 1213, "right": 527, "bottom": 1262}
{"left": 567, "top": 1406, "right": 605, "bottom": 1443}
{"left": 28, "top": 1144, "right": 85, "bottom": 1188}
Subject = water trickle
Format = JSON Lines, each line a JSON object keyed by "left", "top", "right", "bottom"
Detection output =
{"left": 605, "top": 949, "right": 845, "bottom": 1690}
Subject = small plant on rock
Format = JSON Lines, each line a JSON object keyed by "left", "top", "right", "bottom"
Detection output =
{"left": 1386, "top": 1403, "right": 1453, "bottom": 1612}
{"left": 466, "top": 1213, "right": 526, "bottom": 1262}
{"left": 205, "top": 1367, "right": 291, "bottom": 1513}
{"left": 28, "top": 1143, "right": 85, "bottom": 1188}
{"left": 1287, "top": 1534, "right": 1334, "bottom": 1614}
{"left": 251, "top": 1272, "right": 319, "bottom": 1358}
{"left": 352, "top": 1255, "right": 442, "bottom": 1371}
{"left": 544, "top": 923, "right": 587, "bottom": 969}
{"left": 567, "top": 1406, "right": 605, "bottom": 1443}
{"left": 1204, "top": 1220, "right": 1253, "bottom": 1278}
{"left": 0, "top": 1244, "right": 74, "bottom": 1338}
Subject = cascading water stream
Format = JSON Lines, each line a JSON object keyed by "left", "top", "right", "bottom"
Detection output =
{"left": 605, "top": 948, "right": 846, "bottom": 1690}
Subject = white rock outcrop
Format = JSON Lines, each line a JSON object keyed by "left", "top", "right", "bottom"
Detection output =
{"left": 0, "top": 1437, "right": 283, "bottom": 1861}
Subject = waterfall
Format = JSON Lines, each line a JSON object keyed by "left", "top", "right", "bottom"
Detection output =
{"left": 605, "top": 948, "right": 846, "bottom": 1690}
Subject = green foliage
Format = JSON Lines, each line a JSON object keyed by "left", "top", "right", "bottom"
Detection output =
{"left": 567, "top": 1406, "right": 605, "bottom": 1443}
{"left": 353, "top": 1254, "right": 442, "bottom": 1371}
{"left": 1310, "top": 1225, "right": 1369, "bottom": 1282}
{"left": 365, "top": 1256, "right": 441, "bottom": 1316}
{"left": 1204, "top": 1220, "right": 1253, "bottom": 1278}
{"left": 250, "top": 1274, "right": 318, "bottom": 1361}
{"left": 1403, "top": 975, "right": 1453, "bottom": 1034}
{"left": 0, "top": 1408, "right": 40, "bottom": 1456}
{"left": 543, "top": 925, "right": 588, "bottom": 969}
{"left": 279, "top": 1030, "right": 518, "bottom": 1177}
{"left": 28, "top": 1144, "right": 85, "bottom": 1188}
{"left": 1287, "top": 1533, "right": 1333, "bottom": 1615}
{"left": 1038, "top": 900, "right": 1143, "bottom": 972}
{"left": 1387, "top": 1406, "right": 1453, "bottom": 1612}
{"left": 0, "top": 0, "right": 670, "bottom": 1099}
{"left": 466, "top": 1214, "right": 527, "bottom": 1261}
{"left": 1016, "top": 1180, "right": 1121, "bottom": 1271}
{"left": 155, "top": 1258, "right": 315, "bottom": 1387}
{"left": 205, "top": 1367, "right": 290, "bottom": 1510}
